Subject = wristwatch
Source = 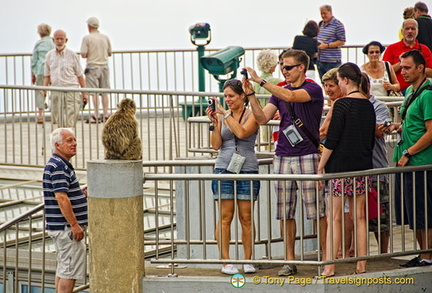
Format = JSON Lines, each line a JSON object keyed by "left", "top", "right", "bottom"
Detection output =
{"left": 260, "top": 79, "right": 267, "bottom": 87}
{"left": 402, "top": 149, "right": 412, "bottom": 159}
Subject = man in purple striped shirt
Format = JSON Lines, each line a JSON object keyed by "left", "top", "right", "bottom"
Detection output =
{"left": 317, "top": 5, "right": 346, "bottom": 81}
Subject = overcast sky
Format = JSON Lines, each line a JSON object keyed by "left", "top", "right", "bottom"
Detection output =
{"left": 1, "top": 0, "right": 418, "bottom": 54}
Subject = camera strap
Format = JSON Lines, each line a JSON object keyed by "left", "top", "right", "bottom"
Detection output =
{"left": 400, "top": 80, "right": 431, "bottom": 120}
{"left": 227, "top": 107, "right": 246, "bottom": 152}
{"left": 284, "top": 101, "right": 320, "bottom": 149}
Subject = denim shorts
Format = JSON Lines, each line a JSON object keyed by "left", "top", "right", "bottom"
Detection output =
{"left": 211, "top": 168, "right": 260, "bottom": 201}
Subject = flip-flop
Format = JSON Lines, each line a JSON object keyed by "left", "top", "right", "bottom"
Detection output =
{"left": 314, "top": 273, "right": 335, "bottom": 279}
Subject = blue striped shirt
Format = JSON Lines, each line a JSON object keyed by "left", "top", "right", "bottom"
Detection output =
{"left": 317, "top": 17, "right": 346, "bottom": 63}
{"left": 43, "top": 153, "right": 88, "bottom": 231}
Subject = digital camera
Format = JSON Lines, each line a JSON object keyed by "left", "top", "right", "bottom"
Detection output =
{"left": 240, "top": 69, "right": 248, "bottom": 79}
{"left": 208, "top": 98, "right": 216, "bottom": 111}
{"left": 383, "top": 120, "right": 392, "bottom": 127}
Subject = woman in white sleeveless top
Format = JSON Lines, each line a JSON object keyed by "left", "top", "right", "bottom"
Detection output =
{"left": 361, "top": 41, "right": 400, "bottom": 96}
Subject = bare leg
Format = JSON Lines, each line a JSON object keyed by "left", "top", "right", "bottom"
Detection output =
{"left": 349, "top": 194, "right": 367, "bottom": 273}
{"left": 57, "top": 277, "right": 76, "bottom": 293}
{"left": 322, "top": 196, "right": 343, "bottom": 276}
{"left": 238, "top": 200, "right": 254, "bottom": 260}
{"left": 92, "top": 94, "right": 100, "bottom": 119}
{"left": 345, "top": 212, "right": 354, "bottom": 257}
{"left": 215, "top": 200, "right": 235, "bottom": 263}
{"left": 37, "top": 108, "right": 44, "bottom": 120}
{"left": 374, "top": 231, "right": 389, "bottom": 254}
{"left": 418, "top": 229, "right": 432, "bottom": 260}
{"left": 280, "top": 219, "right": 296, "bottom": 260}
{"left": 318, "top": 216, "right": 327, "bottom": 261}
{"left": 101, "top": 94, "right": 110, "bottom": 118}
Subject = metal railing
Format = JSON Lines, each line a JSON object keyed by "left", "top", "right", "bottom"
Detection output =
{"left": 143, "top": 161, "right": 432, "bottom": 275}
{"left": 0, "top": 46, "right": 370, "bottom": 92}
{"left": 0, "top": 203, "right": 89, "bottom": 292}
{"left": 0, "top": 85, "right": 404, "bottom": 171}
{"left": 1, "top": 160, "right": 431, "bottom": 291}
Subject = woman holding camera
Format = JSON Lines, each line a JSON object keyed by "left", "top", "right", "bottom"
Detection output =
{"left": 206, "top": 79, "right": 260, "bottom": 275}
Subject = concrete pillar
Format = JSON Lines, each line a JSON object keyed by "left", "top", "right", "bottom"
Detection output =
{"left": 87, "top": 160, "right": 144, "bottom": 293}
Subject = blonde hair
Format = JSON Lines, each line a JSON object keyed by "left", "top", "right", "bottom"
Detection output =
{"left": 37, "top": 24, "right": 52, "bottom": 37}
{"left": 403, "top": 7, "right": 415, "bottom": 19}
{"left": 322, "top": 68, "right": 338, "bottom": 84}
{"left": 256, "top": 49, "right": 278, "bottom": 73}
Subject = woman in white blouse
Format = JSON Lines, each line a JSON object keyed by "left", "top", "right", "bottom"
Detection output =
{"left": 361, "top": 41, "right": 400, "bottom": 96}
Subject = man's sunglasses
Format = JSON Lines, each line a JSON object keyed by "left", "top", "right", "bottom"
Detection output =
{"left": 282, "top": 64, "right": 301, "bottom": 71}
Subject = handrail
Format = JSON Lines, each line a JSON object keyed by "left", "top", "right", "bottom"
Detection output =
{"left": 144, "top": 164, "right": 432, "bottom": 181}
{"left": 0, "top": 45, "right": 383, "bottom": 57}
{"left": 0, "top": 203, "right": 44, "bottom": 231}
{"left": 0, "top": 84, "right": 406, "bottom": 102}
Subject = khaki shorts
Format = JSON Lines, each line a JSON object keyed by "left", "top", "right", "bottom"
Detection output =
{"left": 48, "top": 227, "right": 87, "bottom": 280}
{"left": 50, "top": 91, "right": 82, "bottom": 127}
{"left": 85, "top": 65, "right": 110, "bottom": 89}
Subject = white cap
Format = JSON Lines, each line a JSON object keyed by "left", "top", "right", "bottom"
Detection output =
{"left": 86, "top": 17, "right": 99, "bottom": 28}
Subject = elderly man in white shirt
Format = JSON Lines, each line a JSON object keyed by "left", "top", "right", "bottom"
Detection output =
{"left": 42, "top": 29, "right": 88, "bottom": 128}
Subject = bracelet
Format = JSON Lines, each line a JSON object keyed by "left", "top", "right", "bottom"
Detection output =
{"left": 246, "top": 92, "right": 255, "bottom": 97}
{"left": 260, "top": 79, "right": 267, "bottom": 87}
{"left": 223, "top": 111, "right": 231, "bottom": 119}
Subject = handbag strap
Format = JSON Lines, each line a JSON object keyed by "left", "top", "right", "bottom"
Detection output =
{"left": 284, "top": 101, "right": 320, "bottom": 148}
{"left": 384, "top": 61, "right": 392, "bottom": 84}
{"left": 384, "top": 61, "right": 392, "bottom": 96}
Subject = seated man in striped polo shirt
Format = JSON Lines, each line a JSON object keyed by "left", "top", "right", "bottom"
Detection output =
{"left": 43, "top": 128, "right": 88, "bottom": 293}
{"left": 317, "top": 4, "right": 346, "bottom": 81}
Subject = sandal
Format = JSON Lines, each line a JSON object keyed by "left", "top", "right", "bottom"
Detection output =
{"left": 86, "top": 115, "right": 100, "bottom": 124}
{"left": 100, "top": 114, "right": 110, "bottom": 122}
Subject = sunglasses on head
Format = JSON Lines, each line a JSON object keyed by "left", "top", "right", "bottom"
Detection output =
{"left": 223, "top": 79, "right": 242, "bottom": 87}
{"left": 282, "top": 64, "right": 301, "bottom": 71}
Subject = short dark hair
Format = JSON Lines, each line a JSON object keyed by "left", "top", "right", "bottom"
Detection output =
{"left": 281, "top": 49, "right": 310, "bottom": 73}
{"left": 362, "top": 41, "right": 386, "bottom": 55}
{"left": 302, "top": 20, "right": 319, "bottom": 38}
{"left": 414, "top": 2, "right": 428, "bottom": 13}
{"left": 400, "top": 50, "right": 426, "bottom": 71}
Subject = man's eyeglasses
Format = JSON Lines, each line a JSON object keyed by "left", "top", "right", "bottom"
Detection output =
{"left": 282, "top": 64, "right": 301, "bottom": 71}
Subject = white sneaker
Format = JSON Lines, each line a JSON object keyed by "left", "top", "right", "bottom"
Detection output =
{"left": 221, "top": 264, "right": 239, "bottom": 275}
{"left": 243, "top": 264, "right": 256, "bottom": 273}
